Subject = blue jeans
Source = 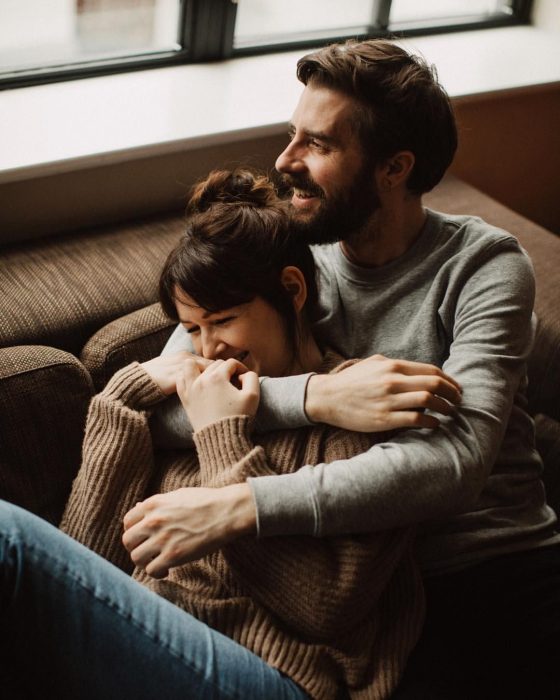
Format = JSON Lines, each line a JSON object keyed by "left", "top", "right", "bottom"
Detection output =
{"left": 0, "top": 500, "right": 308, "bottom": 700}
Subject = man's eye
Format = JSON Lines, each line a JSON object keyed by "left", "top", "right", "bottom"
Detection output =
{"left": 214, "top": 316, "right": 234, "bottom": 326}
{"left": 309, "top": 139, "right": 327, "bottom": 151}
{"left": 185, "top": 326, "right": 199, "bottom": 334}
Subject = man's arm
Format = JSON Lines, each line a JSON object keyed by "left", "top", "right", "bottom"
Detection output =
{"left": 250, "top": 246, "right": 537, "bottom": 536}
{"left": 151, "top": 325, "right": 460, "bottom": 444}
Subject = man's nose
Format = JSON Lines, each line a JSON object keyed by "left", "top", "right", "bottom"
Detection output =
{"left": 275, "top": 140, "right": 304, "bottom": 174}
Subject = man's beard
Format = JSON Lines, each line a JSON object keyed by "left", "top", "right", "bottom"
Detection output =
{"left": 279, "top": 167, "right": 380, "bottom": 245}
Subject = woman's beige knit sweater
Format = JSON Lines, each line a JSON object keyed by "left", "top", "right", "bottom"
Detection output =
{"left": 60, "top": 359, "right": 424, "bottom": 700}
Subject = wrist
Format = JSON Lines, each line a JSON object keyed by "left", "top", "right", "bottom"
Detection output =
{"left": 304, "top": 373, "right": 332, "bottom": 424}
{"left": 223, "top": 482, "right": 257, "bottom": 537}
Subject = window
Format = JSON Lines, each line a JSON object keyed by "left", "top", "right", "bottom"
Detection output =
{"left": 0, "top": 0, "right": 533, "bottom": 89}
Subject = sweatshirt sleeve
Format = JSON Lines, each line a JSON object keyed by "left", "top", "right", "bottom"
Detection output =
{"left": 195, "top": 417, "right": 417, "bottom": 640}
{"left": 60, "top": 363, "right": 165, "bottom": 571}
{"left": 249, "top": 245, "right": 540, "bottom": 537}
{"left": 150, "top": 325, "right": 313, "bottom": 449}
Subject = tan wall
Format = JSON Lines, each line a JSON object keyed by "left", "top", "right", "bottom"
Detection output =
{"left": 0, "top": 134, "right": 288, "bottom": 245}
{"left": 450, "top": 84, "right": 560, "bottom": 235}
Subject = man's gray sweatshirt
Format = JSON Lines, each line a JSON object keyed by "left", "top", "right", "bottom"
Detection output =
{"left": 154, "top": 209, "right": 559, "bottom": 575}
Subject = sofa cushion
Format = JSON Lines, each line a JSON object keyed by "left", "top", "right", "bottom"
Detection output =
{"left": 0, "top": 346, "right": 94, "bottom": 523}
{"left": 0, "top": 212, "right": 183, "bottom": 355}
{"left": 80, "top": 303, "right": 175, "bottom": 391}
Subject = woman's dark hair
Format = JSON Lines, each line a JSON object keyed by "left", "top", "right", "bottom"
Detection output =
{"left": 297, "top": 39, "right": 458, "bottom": 194}
{"left": 159, "top": 168, "right": 318, "bottom": 357}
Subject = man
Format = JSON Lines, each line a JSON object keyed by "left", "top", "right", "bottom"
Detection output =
{"left": 126, "top": 40, "right": 560, "bottom": 698}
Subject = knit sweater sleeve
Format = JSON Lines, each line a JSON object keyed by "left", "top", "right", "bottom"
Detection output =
{"left": 60, "top": 363, "right": 166, "bottom": 572}
{"left": 194, "top": 417, "right": 415, "bottom": 640}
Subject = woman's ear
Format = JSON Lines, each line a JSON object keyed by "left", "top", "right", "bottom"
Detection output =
{"left": 280, "top": 266, "right": 307, "bottom": 312}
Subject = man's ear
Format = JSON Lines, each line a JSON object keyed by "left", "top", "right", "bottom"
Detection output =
{"left": 377, "top": 151, "right": 416, "bottom": 191}
{"left": 280, "top": 266, "right": 307, "bottom": 312}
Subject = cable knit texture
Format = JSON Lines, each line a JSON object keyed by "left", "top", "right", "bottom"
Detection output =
{"left": 61, "top": 358, "right": 425, "bottom": 699}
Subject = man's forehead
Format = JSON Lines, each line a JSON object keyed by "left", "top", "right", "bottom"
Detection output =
{"left": 291, "top": 85, "right": 356, "bottom": 137}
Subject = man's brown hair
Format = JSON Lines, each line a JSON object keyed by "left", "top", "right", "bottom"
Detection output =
{"left": 297, "top": 39, "right": 458, "bottom": 194}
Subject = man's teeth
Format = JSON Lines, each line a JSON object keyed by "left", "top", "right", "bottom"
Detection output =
{"left": 295, "top": 189, "right": 316, "bottom": 198}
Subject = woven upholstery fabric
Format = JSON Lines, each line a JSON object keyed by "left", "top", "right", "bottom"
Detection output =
{"left": 426, "top": 176, "right": 560, "bottom": 422}
{"left": 81, "top": 303, "right": 175, "bottom": 391}
{"left": 535, "top": 414, "right": 560, "bottom": 517}
{"left": 0, "top": 346, "right": 94, "bottom": 523}
{"left": 0, "top": 212, "right": 184, "bottom": 354}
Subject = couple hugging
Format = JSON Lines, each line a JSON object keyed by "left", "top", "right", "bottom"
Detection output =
{"left": 2, "top": 38, "right": 559, "bottom": 700}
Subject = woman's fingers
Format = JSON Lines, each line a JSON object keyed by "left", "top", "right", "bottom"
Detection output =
{"left": 177, "top": 359, "right": 203, "bottom": 397}
{"left": 204, "top": 357, "right": 249, "bottom": 379}
{"left": 239, "top": 370, "right": 259, "bottom": 395}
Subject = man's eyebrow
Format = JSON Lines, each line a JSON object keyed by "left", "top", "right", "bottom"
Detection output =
{"left": 288, "top": 122, "right": 338, "bottom": 145}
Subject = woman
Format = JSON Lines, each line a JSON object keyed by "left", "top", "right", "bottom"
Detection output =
{"left": 1, "top": 169, "right": 423, "bottom": 700}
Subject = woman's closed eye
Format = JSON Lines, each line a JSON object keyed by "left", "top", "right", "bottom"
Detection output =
{"left": 212, "top": 316, "right": 235, "bottom": 326}
{"left": 184, "top": 316, "right": 235, "bottom": 334}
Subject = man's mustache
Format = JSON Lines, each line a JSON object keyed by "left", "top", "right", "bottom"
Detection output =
{"left": 277, "top": 173, "right": 325, "bottom": 199}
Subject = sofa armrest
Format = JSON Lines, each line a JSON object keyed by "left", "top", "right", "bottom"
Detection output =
{"left": 0, "top": 346, "right": 94, "bottom": 524}
{"left": 534, "top": 414, "right": 560, "bottom": 517}
{"left": 81, "top": 302, "right": 175, "bottom": 391}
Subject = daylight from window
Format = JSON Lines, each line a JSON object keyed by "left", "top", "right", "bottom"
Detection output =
{"left": 234, "top": 0, "right": 515, "bottom": 47}
{"left": 0, "top": 0, "right": 520, "bottom": 80}
{"left": 0, "top": 0, "right": 180, "bottom": 73}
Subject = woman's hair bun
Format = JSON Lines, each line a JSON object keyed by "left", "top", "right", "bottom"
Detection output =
{"left": 187, "top": 168, "right": 278, "bottom": 214}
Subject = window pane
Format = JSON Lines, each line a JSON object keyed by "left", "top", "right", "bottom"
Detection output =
{"left": 0, "top": 0, "right": 181, "bottom": 74}
{"left": 234, "top": 0, "right": 375, "bottom": 48}
{"left": 390, "top": 0, "right": 513, "bottom": 25}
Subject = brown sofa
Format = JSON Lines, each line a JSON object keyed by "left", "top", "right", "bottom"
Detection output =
{"left": 1, "top": 174, "right": 559, "bottom": 524}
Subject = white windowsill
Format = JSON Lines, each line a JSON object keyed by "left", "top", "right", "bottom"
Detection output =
{"left": 1, "top": 25, "right": 560, "bottom": 185}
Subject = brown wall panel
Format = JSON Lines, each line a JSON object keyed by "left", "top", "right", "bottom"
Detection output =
{"left": 451, "top": 85, "right": 560, "bottom": 234}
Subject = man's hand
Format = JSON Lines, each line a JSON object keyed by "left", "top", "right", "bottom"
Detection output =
{"left": 141, "top": 351, "right": 211, "bottom": 396}
{"left": 305, "top": 354, "right": 462, "bottom": 432}
{"left": 176, "top": 358, "right": 260, "bottom": 432}
{"left": 122, "top": 484, "right": 257, "bottom": 579}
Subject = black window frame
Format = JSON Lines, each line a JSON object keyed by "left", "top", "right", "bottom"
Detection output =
{"left": 0, "top": 0, "right": 534, "bottom": 90}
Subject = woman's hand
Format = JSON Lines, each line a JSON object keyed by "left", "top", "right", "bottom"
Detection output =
{"left": 177, "top": 358, "right": 260, "bottom": 432}
{"left": 141, "top": 351, "right": 211, "bottom": 396}
{"left": 305, "top": 354, "right": 462, "bottom": 432}
{"left": 122, "top": 484, "right": 256, "bottom": 578}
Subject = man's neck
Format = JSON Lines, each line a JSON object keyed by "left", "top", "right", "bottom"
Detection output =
{"left": 340, "top": 197, "right": 427, "bottom": 268}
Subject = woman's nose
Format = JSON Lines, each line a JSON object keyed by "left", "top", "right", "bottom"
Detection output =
{"left": 201, "top": 331, "right": 226, "bottom": 360}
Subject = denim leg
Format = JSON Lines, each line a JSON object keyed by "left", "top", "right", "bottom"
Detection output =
{"left": 0, "top": 500, "right": 308, "bottom": 700}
